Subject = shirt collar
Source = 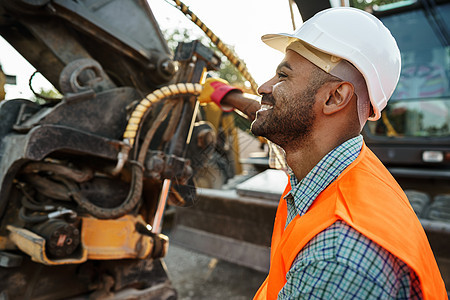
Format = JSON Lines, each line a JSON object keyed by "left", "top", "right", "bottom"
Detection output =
{"left": 285, "top": 135, "right": 363, "bottom": 217}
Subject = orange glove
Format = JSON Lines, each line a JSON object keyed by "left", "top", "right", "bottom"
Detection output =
{"left": 198, "top": 78, "right": 242, "bottom": 112}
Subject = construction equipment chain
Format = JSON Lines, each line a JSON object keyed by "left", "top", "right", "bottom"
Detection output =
{"left": 168, "top": 0, "right": 259, "bottom": 94}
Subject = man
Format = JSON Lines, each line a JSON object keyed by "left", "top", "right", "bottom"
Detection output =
{"left": 199, "top": 7, "right": 447, "bottom": 300}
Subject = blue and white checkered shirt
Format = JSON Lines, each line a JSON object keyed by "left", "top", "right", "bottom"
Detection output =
{"left": 278, "top": 135, "right": 423, "bottom": 299}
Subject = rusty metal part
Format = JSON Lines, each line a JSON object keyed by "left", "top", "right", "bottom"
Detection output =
{"left": 50, "top": 0, "right": 175, "bottom": 84}
{"left": 97, "top": 259, "right": 176, "bottom": 300}
{"left": 163, "top": 155, "right": 193, "bottom": 183}
{"left": 37, "top": 87, "right": 140, "bottom": 140}
{"left": 7, "top": 213, "right": 168, "bottom": 264}
{"left": 58, "top": 58, "right": 115, "bottom": 94}
{"left": 0, "top": 0, "right": 175, "bottom": 90}
{"left": 135, "top": 223, "right": 169, "bottom": 259}
{"left": 0, "top": 124, "right": 123, "bottom": 209}
{"left": 64, "top": 89, "right": 96, "bottom": 103}
{"left": 152, "top": 232, "right": 169, "bottom": 259}
{"left": 7, "top": 225, "right": 88, "bottom": 265}
{"left": 145, "top": 151, "right": 166, "bottom": 180}
{"left": 81, "top": 215, "right": 154, "bottom": 260}
{"left": 0, "top": 17, "right": 93, "bottom": 88}
{"left": 144, "top": 151, "right": 193, "bottom": 184}
{"left": 188, "top": 121, "right": 217, "bottom": 161}
{"left": 31, "top": 219, "right": 80, "bottom": 259}
{"left": 88, "top": 274, "right": 115, "bottom": 299}
{"left": 0, "top": 236, "right": 16, "bottom": 251}
{"left": 0, "top": 255, "right": 175, "bottom": 299}
{"left": 197, "top": 126, "right": 216, "bottom": 150}
{"left": 21, "top": 161, "right": 94, "bottom": 183}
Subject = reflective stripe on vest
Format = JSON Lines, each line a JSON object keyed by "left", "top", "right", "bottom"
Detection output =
{"left": 254, "top": 143, "right": 447, "bottom": 300}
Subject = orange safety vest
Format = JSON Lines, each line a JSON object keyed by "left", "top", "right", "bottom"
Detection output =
{"left": 254, "top": 143, "right": 447, "bottom": 300}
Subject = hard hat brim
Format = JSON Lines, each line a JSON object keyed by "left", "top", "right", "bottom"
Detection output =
{"left": 261, "top": 33, "right": 297, "bottom": 54}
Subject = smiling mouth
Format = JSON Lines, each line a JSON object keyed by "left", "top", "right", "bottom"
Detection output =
{"left": 257, "top": 104, "right": 273, "bottom": 113}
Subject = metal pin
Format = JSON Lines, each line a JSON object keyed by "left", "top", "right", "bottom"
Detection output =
{"left": 152, "top": 179, "right": 172, "bottom": 234}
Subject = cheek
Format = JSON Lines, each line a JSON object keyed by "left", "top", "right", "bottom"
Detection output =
{"left": 272, "top": 82, "right": 287, "bottom": 100}
{"left": 273, "top": 83, "right": 295, "bottom": 108}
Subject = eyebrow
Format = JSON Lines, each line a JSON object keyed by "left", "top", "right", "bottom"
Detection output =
{"left": 276, "top": 61, "right": 292, "bottom": 73}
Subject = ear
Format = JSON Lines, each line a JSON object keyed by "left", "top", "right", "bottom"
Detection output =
{"left": 322, "top": 82, "right": 355, "bottom": 115}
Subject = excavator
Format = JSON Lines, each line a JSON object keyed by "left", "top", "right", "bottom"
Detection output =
{"left": 0, "top": 0, "right": 249, "bottom": 298}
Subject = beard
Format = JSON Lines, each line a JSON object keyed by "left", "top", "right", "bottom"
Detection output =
{"left": 251, "top": 86, "right": 316, "bottom": 148}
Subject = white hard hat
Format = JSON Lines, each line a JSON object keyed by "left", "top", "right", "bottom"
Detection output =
{"left": 261, "top": 7, "right": 401, "bottom": 121}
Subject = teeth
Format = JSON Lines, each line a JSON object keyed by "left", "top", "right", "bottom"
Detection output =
{"left": 259, "top": 104, "right": 273, "bottom": 112}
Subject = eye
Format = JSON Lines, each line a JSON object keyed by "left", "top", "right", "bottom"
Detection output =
{"left": 277, "top": 72, "right": 287, "bottom": 79}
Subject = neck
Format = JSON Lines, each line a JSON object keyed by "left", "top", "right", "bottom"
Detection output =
{"left": 284, "top": 131, "right": 359, "bottom": 181}
{"left": 283, "top": 136, "right": 321, "bottom": 181}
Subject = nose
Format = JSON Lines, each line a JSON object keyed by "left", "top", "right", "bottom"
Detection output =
{"left": 257, "top": 76, "right": 277, "bottom": 95}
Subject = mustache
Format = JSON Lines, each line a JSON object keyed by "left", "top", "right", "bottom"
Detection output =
{"left": 261, "top": 94, "right": 275, "bottom": 105}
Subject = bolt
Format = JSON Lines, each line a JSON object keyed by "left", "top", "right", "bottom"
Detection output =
{"left": 197, "top": 128, "right": 216, "bottom": 149}
{"left": 160, "top": 60, "right": 177, "bottom": 76}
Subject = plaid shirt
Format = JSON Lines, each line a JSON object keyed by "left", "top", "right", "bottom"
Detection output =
{"left": 278, "top": 135, "right": 422, "bottom": 299}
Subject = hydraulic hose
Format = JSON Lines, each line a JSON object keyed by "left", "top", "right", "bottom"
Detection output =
{"left": 59, "top": 164, "right": 143, "bottom": 220}
{"left": 19, "top": 206, "right": 76, "bottom": 223}
{"left": 19, "top": 207, "right": 48, "bottom": 223}
{"left": 21, "top": 194, "right": 55, "bottom": 212}
{"left": 123, "top": 82, "right": 203, "bottom": 148}
{"left": 168, "top": 0, "right": 259, "bottom": 94}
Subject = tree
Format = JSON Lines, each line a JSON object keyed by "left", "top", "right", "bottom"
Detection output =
{"left": 350, "top": 0, "right": 406, "bottom": 10}
{"left": 31, "top": 87, "right": 62, "bottom": 105}
{"left": 162, "top": 27, "right": 246, "bottom": 86}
